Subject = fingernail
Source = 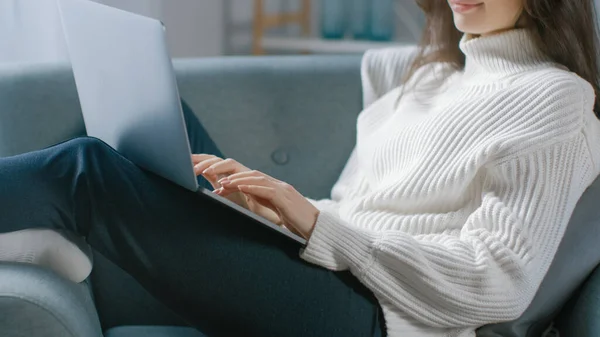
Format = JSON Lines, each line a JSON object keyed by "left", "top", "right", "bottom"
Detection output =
{"left": 203, "top": 168, "right": 212, "bottom": 175}
{"left": 221, "top": 179, "right": 231, "bottom": 185}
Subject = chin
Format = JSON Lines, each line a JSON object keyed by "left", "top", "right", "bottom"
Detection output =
{"left": 453, "top": 18, "right": 484, "bottom": 35}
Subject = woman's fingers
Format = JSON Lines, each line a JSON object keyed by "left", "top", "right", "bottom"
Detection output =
{"left": 220, "top": 170, "right": 277, "bottom": 183}
{"left": 217, "top": 175, "right": 270, "bottom": 197}
{"left": 216, "top": 170, "right": 319, "bottom": 238}
{"left": 191, "top": 154, "right": 216, "bottom": 165}
{"left": 233, "top": 179, "right": 285, "bottom": 211}
{"left": 191, "top": 157, "right": 294, "bottom": 230}
{"left": 193, "top": 157, "right": 222, "bottom": 176}
{"left": 217, "top": 171, "right": 279, "bottom": 197}
{"left": 204, "top": 158, "right": 248, "bottom": 177}
{"left": 237, "top": 186, "right": 281, "bottom": 218}
{"left": 222, "top": 176, "right": 272, "bottom": 188}
{"left": 237, "top": 185, "right": 278, "bottom": 201}
{"left": 192, "top": 156, "right": 252, "bottom": 181}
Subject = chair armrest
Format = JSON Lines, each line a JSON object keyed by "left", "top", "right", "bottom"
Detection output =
{"left": 556, "top": 264, "right": 600, "bottom": 336}
{"left": 0, "top": 263, "right": 102, "bottom": 337}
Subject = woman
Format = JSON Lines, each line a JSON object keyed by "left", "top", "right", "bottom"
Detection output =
{"left": 2, "top": 0, "right": 600, "bottom": 336}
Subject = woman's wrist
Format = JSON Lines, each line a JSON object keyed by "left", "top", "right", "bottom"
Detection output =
{"left": 298, "top": 209, "right": 320, "bottom": 240}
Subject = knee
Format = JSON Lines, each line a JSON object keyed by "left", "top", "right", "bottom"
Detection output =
{"left": 62, "top": 137, "right": 113, "bottom": 158}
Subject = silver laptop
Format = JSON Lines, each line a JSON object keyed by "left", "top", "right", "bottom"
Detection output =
{"left": 57, "top": 0, "right": 306, "bottom": 245}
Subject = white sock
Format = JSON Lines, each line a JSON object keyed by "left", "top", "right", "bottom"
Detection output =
{"left": 0, "top": 229, "right": 93, "bottom": 283}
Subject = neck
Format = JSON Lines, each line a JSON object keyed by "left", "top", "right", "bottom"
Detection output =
{"left": 479, "top": 27, "right": 516, "bottom": 38}
{"left": 477, "top": 13, "right": 529, "bottom": 38}
{"left": 459, "top": 29, "right": 553, "bottom": 77}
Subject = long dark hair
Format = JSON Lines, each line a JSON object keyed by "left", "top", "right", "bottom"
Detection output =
{"left": 405, "top": 0, "right": 600, "bottom": 117}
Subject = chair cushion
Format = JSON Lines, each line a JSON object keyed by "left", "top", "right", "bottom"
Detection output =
{"left": 104, "top": 326, "right": 205, "bottom": 337}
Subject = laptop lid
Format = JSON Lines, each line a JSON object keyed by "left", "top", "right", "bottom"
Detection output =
{"left": 58, "top": 0, "right": 307, "bottom": 245}
{"left": 58, "top": 0, "right": 199, "bottom": 191}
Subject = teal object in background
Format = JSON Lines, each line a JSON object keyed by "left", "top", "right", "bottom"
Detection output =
{"left": 322, "top": 0, "right": 395, "bottom": 41}
{"left": 351, "top": 0, "right": 370, "bottom": 40}
{"left": 320, "top": 0, "right": 346, "bottom": 39}
{"left": 370, "top": 0, "right": 395, "bottom": 41}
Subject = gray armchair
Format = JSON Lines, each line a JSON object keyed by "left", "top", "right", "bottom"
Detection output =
{"left": 0, "top": 54, "right": 598, "bottom": 337}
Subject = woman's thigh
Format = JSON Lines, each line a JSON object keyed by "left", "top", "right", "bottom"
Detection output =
{"left": 0, "top": 137, "right": 383, "bottom": 337}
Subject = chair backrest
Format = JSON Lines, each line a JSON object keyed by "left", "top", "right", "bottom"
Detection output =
{"left": 0, "top": 62, "right": 86, "bottom": 157}
{"left": 172, "top": 56, "right": 363, "bottom": 199}
{"left": 0, "top": 56, "right": 364, "bottom": 200}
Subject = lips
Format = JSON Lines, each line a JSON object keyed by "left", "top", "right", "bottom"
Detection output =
{"left": 449, "top": 0, "right": 483, "bottom": 13}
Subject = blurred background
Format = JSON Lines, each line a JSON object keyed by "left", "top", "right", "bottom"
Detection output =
{"left": 0, "top": 0, "right": 424, "bottom": 63}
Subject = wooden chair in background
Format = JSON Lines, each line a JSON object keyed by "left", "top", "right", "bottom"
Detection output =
{"left": 252, "top": 0, "right": 311, "bottom": 55}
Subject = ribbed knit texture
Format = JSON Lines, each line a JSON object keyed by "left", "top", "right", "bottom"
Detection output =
{"left": 302, "top": 29, "right": 600, "bottom": 337}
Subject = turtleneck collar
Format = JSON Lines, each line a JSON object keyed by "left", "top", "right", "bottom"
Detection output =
{"left": 460, "top": 29, "right": 555, "bottom": 77}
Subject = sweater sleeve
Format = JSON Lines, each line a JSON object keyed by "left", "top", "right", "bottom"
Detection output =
{"left": 306, "top": 147, "right": 368, "bottom": 211}
{"left": 301, "top": 134, "right": 596, "bottom": 327}
{"left": 361, "top": 46, "right": 419, "bottom": 108}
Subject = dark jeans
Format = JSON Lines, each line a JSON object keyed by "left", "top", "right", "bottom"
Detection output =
{"left": 0, "top": 101, "right": 385, "bottom": 337}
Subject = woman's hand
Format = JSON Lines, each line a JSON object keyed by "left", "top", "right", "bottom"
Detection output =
{"left": 217, "top": 170, "right": 320, "bottom": 240}
{"left": 192, "top": 154, "right": 250, "bottom": 187}
{"left": 191, "top": 154, "right": 282, "bottom": 225}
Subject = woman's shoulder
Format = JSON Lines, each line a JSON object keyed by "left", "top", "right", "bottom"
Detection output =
{"left": 503, "top": 65, "right": 596, "bottom": 126}
{"left": 489, "top": 65, "right": 599, "bottom": 157}
{"left": 361, "top": 46, "right": 420, "bottom": 107}
{"left": 511, "top": 65, "right": 595, "bottom": 107}
{"left": 362, "top": 46, "right": 420, "bottom": 79}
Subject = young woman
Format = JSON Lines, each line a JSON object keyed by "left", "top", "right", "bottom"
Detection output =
{"left": 2, "top": 0, "right": 600, "bottom": 336}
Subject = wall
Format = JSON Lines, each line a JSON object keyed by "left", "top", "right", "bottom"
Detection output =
{"left": 93, "top": 0, "right": 224, "bottom": 57}
{"left": 0, "top": 0, "right": 224, "bottom": 64}
{"left": 0, "top": 0, "right": 70, "bottom": 63}
{"left": 94, "top": 0, "right": 162, "bottom": 19}
{"left": 160, "top": 0, "right": 224, "bottom": 58}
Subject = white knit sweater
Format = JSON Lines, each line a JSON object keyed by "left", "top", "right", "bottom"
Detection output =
{"left": 301, "top": 29, "right": 600, "bottom": 336}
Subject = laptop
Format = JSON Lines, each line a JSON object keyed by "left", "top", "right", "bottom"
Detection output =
{"left": 57, "top": 0, "right": 306, "bottom": 245}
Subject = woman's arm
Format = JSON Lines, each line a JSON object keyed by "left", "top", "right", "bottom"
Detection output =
{"left": 301, "top": 134, "right": 596, "bottom": 327}
{"left": 306, "top": 147, "right": 369, "bottom": 210}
